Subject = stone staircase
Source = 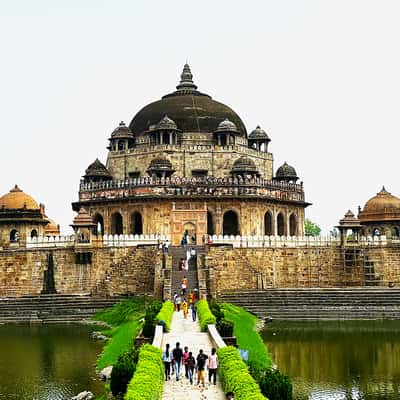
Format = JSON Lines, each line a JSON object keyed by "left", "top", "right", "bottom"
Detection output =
{"left": 169, "top": 246, "right": 203, "bottom": 296}
{"left": 218, "top": 288, "right": 400, "bottom": 320}
{"left": 0, "top": 294, "right": 121, "bottom": 323}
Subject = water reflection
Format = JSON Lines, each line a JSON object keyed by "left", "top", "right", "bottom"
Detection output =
{"left": 262, "top": 320, "right": 400, "bottom": 400}
{"left": 0, "top": 324, "right": 104, "bottom": 400}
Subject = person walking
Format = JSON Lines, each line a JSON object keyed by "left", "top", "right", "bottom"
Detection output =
{"left": 207, "top": 347, "right": 218, "bottom": 385}
{"left": 162, "top": 343, "right": 172, "bottom": 381}
{"left": 175, "top": 294, "right": 182, "bottom": 312}
{"left": 191, "top": 301, "right": 197, "bottom": 321}
{"left": 187, "top": 351, "right": 196, "bottom": 384}
{"left": 188, "top": 290, "right": 194, "bottom": 306}
{"left": 172, "top": 342, "right": 183, "bottom": 381}
{"left": 181, "top": 276, "right": 188, "bottom": 295}
{"left": 182, "top": 298, "right": 188, "bottom": 319}
{"left": 183, "top": 346, "right": 189, "bottom": 378}
{"left": 196, "top": 349, "right": 208, "bottom": 386}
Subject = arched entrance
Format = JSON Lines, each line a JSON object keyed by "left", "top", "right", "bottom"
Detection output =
{"left": 111, "top": 212, "right": 123, "bottom": 235}
{"left": 392, "top": 227, "right": 400, "bottom": 238}
{"left": 223, "top": 210, "right": 239, "bottom": 236}
{"left": 130, "top": 212, "right": 143, "bottom": 235}
{"left": 277, "top": 213, "right": 285, "bottom": 236}
{"left": 372, "top": 227, "right": 381, "bottom": 236}
{"left": 183, "top": 222, "right": 196, "bottom": 244}
{"left": 93, "top": 213, "right": 104, "bottom": 236}
{"left": 207, "top": 211, "right": 214, "bottom": 235}
{"left": 289, "top": 214, "right": 297, "bottom": 236}
{"left": 264, "top": 211, "right": 273, "bottom": 235}
{"left": 10, "top": 229, "right": 19, "bottom": 242}
{"left": 31, "top": 229, "right": 38, "bottom": 239}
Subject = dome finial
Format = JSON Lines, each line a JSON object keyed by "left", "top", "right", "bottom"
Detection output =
{"left": 176, "top": 63, "right": 198, "bottom": 91}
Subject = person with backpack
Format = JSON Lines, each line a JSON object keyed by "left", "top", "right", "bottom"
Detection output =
{"left": 196, "top": 349, "right": 208, "bottom": 386}
{"left": 182, "top": 346, "right": 189, "bottom": 378}
{"left": 172, "top": 342, "right": 183, "bottom": 381}
{"left": 187, "top": 351, "right": 196, "bottom": 384}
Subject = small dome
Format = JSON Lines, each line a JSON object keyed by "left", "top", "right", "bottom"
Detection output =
{"left": 359, "top": 187, "right": 400, "bottom": 222}
{"left": 275, "top": 162, "right": 298, "bottom": 181}
{"left": 44, "top": 219, "right": 60, "bottom": 236}
{"left": 338, "top": 210, "right": 362, "bottom": 228}
{"left": 214, "top": 118, "right": 239, "bottom": 133}
{"left": 231, "top": 156, "right": 259, "bottom": 175}
{"left": 154, "top": 115, "right": 178, "bottom": 131}
{"left": 0, "top": 185, "right": 40, "bottom": 210}
{"left": 84, "top": 159, "right": 112, "bottom": 180}
{"left": 148, "top": 156, "right": 173, "bottom": 171}
{"left": 110, "top": 121, "right": 134, "bottom": 139}
{"left": 249, "top": 125, "right": 270, "bottom": 140}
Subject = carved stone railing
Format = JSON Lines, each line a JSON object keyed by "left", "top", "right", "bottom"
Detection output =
{"left": 79, "top": 176, "right": 305, "bottom": 203}
{"left": 208, "top": 235, "right": 390, "bottom": 248}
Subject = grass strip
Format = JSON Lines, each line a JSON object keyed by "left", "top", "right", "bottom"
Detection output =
{"left": 220, "top": 303, "right": 272, "bottom": 373}
{"left": 155, "top": 300, "right": 174, "bottom": 332}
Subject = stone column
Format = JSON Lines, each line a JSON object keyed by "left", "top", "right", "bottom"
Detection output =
{"left": 215, "top": 204, "right": 222, "bottom": 235}
{"left": 272, "top": 207, "right": 277, "bottom": 236}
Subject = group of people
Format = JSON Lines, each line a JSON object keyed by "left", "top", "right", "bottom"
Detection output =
{"left": 173, "top": 290, "right": 197, "bottom": 320}
{"left": 158, "top": 239, "right": 170, "bottom": 254}
{"left": 181, "top": 230, "right": 196, "bottom": 246}
{"left": 162, "top": 342, "right": 218, "bottom": 386}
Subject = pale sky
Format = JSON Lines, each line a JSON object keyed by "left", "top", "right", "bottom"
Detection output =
{"left": 1, "top": 0, "right": 399, "bottom": 234}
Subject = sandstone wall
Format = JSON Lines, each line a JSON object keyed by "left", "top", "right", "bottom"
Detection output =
{"left": 0, "top": 246, "right": 162, "bottom": 298}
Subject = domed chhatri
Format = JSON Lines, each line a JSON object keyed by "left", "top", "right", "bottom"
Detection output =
{"left": 84, "top": 159, "right": 112, "bottom": 183}
{"left": 0, "top": 185, "right": 39, "bottom": 210}
{"left": 275, "top": 162, "right": 298, "bottom": 183}
{"left": 355, "top": 187, "right": 400, "bottom": 237}
{"left": 0, "top": 185, "right": 59, "bottom": 244}
{"left": 75, "top": 64, "right": 308, "bottom": 242}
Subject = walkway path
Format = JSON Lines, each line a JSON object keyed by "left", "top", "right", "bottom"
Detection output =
{"left": 161, "top": 310, "right": 225, "bottom": 400}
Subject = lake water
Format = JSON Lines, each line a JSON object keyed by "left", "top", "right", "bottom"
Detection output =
{"left": 262, "top": 320, "right": 400, "bottom": 400}
{"left": 0, "top": 324, "right": 104, "bottom": 400}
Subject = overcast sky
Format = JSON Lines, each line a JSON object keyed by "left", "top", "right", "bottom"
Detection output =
{"left": 1, "top": 0, "right": 399, "bottom": 234}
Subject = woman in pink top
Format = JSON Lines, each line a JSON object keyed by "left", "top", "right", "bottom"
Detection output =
{"left": 183, "top": 346, "right": 190, "bottom": 378}
{"left": 207, "top": 347, "right": 218, "bottom": 385}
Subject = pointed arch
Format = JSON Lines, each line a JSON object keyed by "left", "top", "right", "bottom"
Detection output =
{"left": 289, "top": 214, "right": 297, "bottom": 236}
{"left": 111, "top": 212, "right": 123, "bottom": 235}
{"left": 223, "top": 210, "right": 239, "bottom": 236}
{"left": 130, "top": 211, "right": 143, "bottom": 235}
{"left": 264, "top": 211, "right": 273, "bottom": 235}
{"left": 277, "top": 212, "right": 285, "bottom": 236}
{"left": 93, "top": 213, "right": 104, "bottom": 236}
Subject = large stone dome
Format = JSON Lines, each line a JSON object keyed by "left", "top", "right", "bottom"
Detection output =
{"left": 358, "top": 187, "right": 400, "bottom": 222}
{"left": 129, "top": 64, "right": 247, "bottom": 137}
{"left": 0, "top": 185, "right": 39, "bottom": 210}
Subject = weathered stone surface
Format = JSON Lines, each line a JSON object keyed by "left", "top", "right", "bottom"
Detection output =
{"left": 71, "top": 391, "right": 94, "bottom": 400}
{"left": 98, "top": 366, "right": 113, "bottom": 381}
{"left": 91, "top": 331, "right": 108, "bottom": 341}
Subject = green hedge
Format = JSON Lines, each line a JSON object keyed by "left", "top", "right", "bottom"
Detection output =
{"left": 197, "top": 299, "right": 216, "bottom": 331}
{"left": 155, "top": 301, "right": 174, "bottom": 332}
{"left": 124, "top": 344, "right": 164, "bottom": 400}
{"left": 217, "top": 346, "right": 266, "bottom": 400}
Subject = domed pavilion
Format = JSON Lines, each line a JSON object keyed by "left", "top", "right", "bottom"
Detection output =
{"left": 0, "top": 185, "right": 59, "bottom": 245}
{"left": 73, "top": 64, "right": 310, "bottom": 243}
{"left": 358, "top": 187, "right": 400, "bottom": 237}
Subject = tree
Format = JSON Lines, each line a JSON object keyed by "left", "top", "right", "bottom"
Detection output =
{"left": 304, "top": 219, "right": 321, "bottom": 237}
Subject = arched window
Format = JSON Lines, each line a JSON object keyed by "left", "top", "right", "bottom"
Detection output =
{"left": 392, "top": 227, "right": 400, "bottom": 238}
{"left": 10, "top": 229, "right": 19, "bottom": 242}
{"left": 130, "top": 212, "right": 143, "bottom": 235}
{"left": 372, "top": 228, "right": 381, "bottom": 236}
{"left": 117, "top": 141, "right": 125, "bottom": 151}
{"left": 264, "top": 211, "right": 273, "bottom": 235}
{"left": 162, "top": 132, "right": 170, "bottom": 144}
{"left": 31, "top": 229, "right": 38, "bottom": 239}
{"left": 207, "top": 211, "right": 214, "bottom": 235}
{"left": 277, "top": 213, "right": 285, "bottom": 236}
{"left": 289, "top": 214, "right": 297, "bottom": 236}
{"left": 111, "top": 212, "right": 123, "bottom": 235}
{"left": 93, "top": 213, "right": 104, "bottom": 236}
{"left": 223, "top": 210, "right": 239, "bottom": 236}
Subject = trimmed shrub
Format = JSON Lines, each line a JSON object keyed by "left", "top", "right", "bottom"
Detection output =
{"left": 217, "top": 318, "right": 234, "bottom": 337}
{"left": 125, "top": 344, "right": 164, "bottom": 400}
{"left": 210, "top": 302, "right": 224, "bottom": 323}
{"left": 155, "top": 301, "right": 174, "bottom": 332}
{"left": 142, "top": 301, "right": 162, "bottom": 338}
{"left": 110, "top": 348, "right": 139, "bottom": 395}
{"left": 197, "top": 299, "right": 217, "bottom": 331}
{"left": 217, "top": 346, "right": 266, "bottom": 400}
{"left": 258, "top": 369, "right": 292, "bottom": 400}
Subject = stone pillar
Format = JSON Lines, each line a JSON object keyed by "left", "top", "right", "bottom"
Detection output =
{"left": 286, "top": 210, "right": 290, "bottom": 236}
{"left": 215, "top": 204, "right": 222, "bottom": 235}
{"left": 272, "top": 208, "right": 277, "bottom": 236}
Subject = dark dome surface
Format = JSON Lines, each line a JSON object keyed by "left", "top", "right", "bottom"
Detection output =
{"left": 129, "top": 64, "right": 247, "bottom": 137}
